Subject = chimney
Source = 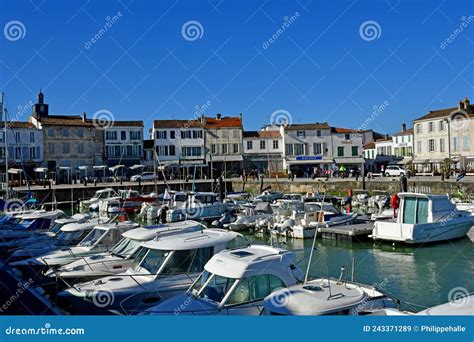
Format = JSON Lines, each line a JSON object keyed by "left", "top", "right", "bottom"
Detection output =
{"left": 239, "top": 112, "right": 242, "bottom": 122}
{"left": 82, "top": 112, "right": 87, "bottom": 122}
{"left": 216, "top": 113, "right": 222, "bottom": 120}
{"left": 459, "top": 100, "right": 464, "bottom": 110}
{"left": 464, "top": 97, "right": 470, "bottom": 109}
{"left": 200, "top": 114, "right": 206, "bottom": 125}
{"left": 402, "top": 123, "right": 406, "bottom": 132}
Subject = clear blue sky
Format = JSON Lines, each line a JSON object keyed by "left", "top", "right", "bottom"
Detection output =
{"left": 1, "top": 0, "right": 473, "bottom": 136}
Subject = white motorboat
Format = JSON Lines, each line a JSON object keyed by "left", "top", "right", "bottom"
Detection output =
{"left": 10, "top": 220, "right": 140, "bottom": 278}
{"left": 262, "top": 277, "right": 396, "bottom": 315}
{"left": 139, "top": 191, "right": 189, "bottom": 222}
{"left": 369, "top": 293, "right": 473, "bottom": 316}
{"left": 0, "top": 213, "right": 91, "bottom": 251}
{"left": 142, "top": 245, "right": 304, "bottom": 315}
{"left": 352, "top": 190, "right": 370, "bottom": 207}
{"left": 0, "top": 210, "right": 66, "bottom": 242}
{"left": 370, "top": 193, "right": 474, "bottom": 244}
{"left": 80, "top": 188, "right": 118, "bottom": 211}
{"left": 56, "top": 228, "right": 243, "bottom": 314}
{"left": 227, "top": 202, "right": 273, "bottom": 231}
{"left": 167, "top": 192, "right": 234, "bottom": 223}
{"left": 46, "top": 220, "right": 205, "bottom": 286}
{"left": 7, "top": 218, "right": 101, "bottom": 262}
{"left": 272, "top": 202, "right": 357, "bottom": 239}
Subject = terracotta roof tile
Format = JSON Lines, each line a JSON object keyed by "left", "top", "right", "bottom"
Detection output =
{"left": 153, "top": 119, "right": 202, "bottom": 128}
{"left": 243, "top": 130, "right": 281, "bottom": 138}
{"left": 36, "top": 115, "right": 95, "bottom": 127}
{"left": 392, "top": 128, "right": 413, "bottom": 136}
{"left": 108, "top": 121, "right": 143, "bottom": 127}
{"left": 204, "top": 116, "right": 242, "bottom": 129}
{"left": 331, "top": 127, "right": 360, "bottom": 133}
{"left": 364, "top": 142, "right": 375, "bottom": 149}
{"left": 1, "top": 121, "right": 36, "bottom": 129}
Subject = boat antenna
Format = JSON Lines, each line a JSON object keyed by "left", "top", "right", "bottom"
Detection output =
{"left": 1, "top": 93, "right": 9, "bottom": 200}
{"left": 304, "top": 192, "right": 325, "bottom": 283}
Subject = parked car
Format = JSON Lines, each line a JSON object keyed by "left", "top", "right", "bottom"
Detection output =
{"left": 385, "top": 165, "right": 410, "bottom": 177}
{"left": 130, "top": 172, "right": 156, "bottom": 182}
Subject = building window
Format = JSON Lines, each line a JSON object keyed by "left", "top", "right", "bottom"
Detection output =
{"left": 169, "top": 145, "right": 175, "bottom": 156}
{"left": 0, "top": 132, "right": 3, "bottom": 142}
{"left": 106, "top": 131, "right": 117, "bottom": 140}
{"left": 316, "top": 130, "right": 321, "bottom": 137}
{"left": 440, "top": 138, "right": 445, "bottom": 153}
{"left": 352, "top": 146, "right": 358, "bottom": 156}
{"left": 77, "top": 128, "right": 84, "bottom": 138}
{"left": 285, "top": 144, "right": 294, "bottom": 156}
{"left": 428, "top": 122, "right": 434, "bottom": 132}
{"left": 247, "top": 141, "right": 253, "bottom": 150}
{"left": 78, "top": 143, "right": 84, "bottom": 154}
{"left": 48, "top": 128, "right": 55, "bottom": 137}
{"left": 314, "top": 143, "right": 322, "bottom": 155}
{"left": 63, "top": 128, "right": 69, "bottom": 137}
{"left": 453, "top": 137, "right": 458, "bottom": 151}
{"left": 181, "top": 131, "right": 191, "bottom": 139}
{"left": 49, "top": 143, "right": 55, "bottom": 154}
{"left": 439, "top": 121, "right": 445, "bottom": 131}
{"left": 416, "top": 124, "right": 422, "bottom": 134}
{"left": 29, "top": 146, "right": 36, "bottom": 160}
{"left": 120, "top": 131, "right": 126, "bottom": 140}
{"left": 0, "top": 147, "right": 4, "bottom": 158}
{"left": 260, "top": 140, "right": 266, "bottom": 150}
{"left": 462, "top": 136, "right": 470, "bottom": 151}
{"left": 63, "top": 143, "right": 70, "bottom": 154}
{"left": 182, "top": 146, "right": 202, "bottom": 157}
{"left": 170, "top": 130, "right": 175, "bottom": 139}
{"left": 233, "top": 143, "right": 239, "bottom": 154}
{"left": 296, "top": 130, "right": 305, "bottom": 138}
{"left": 295, "top": 144, "right": 305, "bottom": 155}
{"left": 15, "top": 147, "right": 21, "bottom": 159}
{"left": 345, "top": 133, "right": 350, "bottom": 140}
{"left": 428, "top": 139, "right": 435, "bottom": 152}
{"left": 130, "top": 131, "right": 141, "bottom": 140}
{"left": 273, "top": 140, "right": 279, "bottom": 149}
{"left": 15, "top": 132, "right": 20, "bottom": 143}
{"left": 211, "top": 144, "right": 217, "bottom": 154}
{"left": 417, "top": 141, "right": 422, "bottom": 153}
{"left": 337, "top": 146, "right": 344, "bottom": 156}
{"left": 222, "top": 144, "right": 228, "bottom": 154}
{"left": 156, "top": 131, "right": 167, "bottom": 139}
{"left": 192, "top": 130, "right": 202, "bottom": 139}
{"left": 30, "top": 132, "right": 35, "bottom": 143}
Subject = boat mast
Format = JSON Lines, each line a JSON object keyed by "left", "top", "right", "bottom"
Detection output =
{"left": 1, "top": 92, "right": 9, "bottom": 199}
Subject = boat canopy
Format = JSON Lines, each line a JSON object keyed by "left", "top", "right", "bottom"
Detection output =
{"left": 129, "top": 164, "right": 145, "bottom": 170}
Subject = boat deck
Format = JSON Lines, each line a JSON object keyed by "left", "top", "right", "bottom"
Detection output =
{"left": 318, "top": 221, "right": 374, "bottom": 242}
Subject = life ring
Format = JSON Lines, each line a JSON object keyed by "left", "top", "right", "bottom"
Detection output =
{"left": 390, "top": 194, "right": 400, "bottom": 209}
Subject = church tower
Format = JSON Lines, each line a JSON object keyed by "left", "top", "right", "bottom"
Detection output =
{"left": 32, "top": 90, "right": 49, "bottom": 117}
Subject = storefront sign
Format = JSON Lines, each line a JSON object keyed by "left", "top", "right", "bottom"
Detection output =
{"left": 296, "top": 155, "right": 323, "bottom": 161}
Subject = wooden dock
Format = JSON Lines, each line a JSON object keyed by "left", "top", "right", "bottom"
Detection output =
{"left": 318, "top": 221, "right": 374, "bottom": 242}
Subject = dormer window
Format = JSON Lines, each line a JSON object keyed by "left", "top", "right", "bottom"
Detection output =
{"left": 296, "top": 130, "right": 305, "bottom": 138}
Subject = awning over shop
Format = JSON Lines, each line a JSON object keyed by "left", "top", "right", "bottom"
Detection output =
{"left": 396, "top": 157, "right": 413, "bottom": 165}
{"left": 333, "top": 157, "right": 365, "bottom": 164}
{"left": 109, "top": 165, "right": 125, "bottom": 172}
{"left": 129, "top": 164, "right": 145, "bottom": 170}
{"left": 34, "top": 167, "right": 48, "bottom": 173}
{"left": 8, "top": 168, "right": 23, "bottom": 174}
{"left": 93, "top": 165, "right": 107, "bottom": 170}
{"left": 286, "top": 159, "right": 334, "bottom": 165}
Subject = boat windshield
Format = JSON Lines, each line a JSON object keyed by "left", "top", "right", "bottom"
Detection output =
{"left": 130, "top": 248, "right": 170, "bottom": 275}
{"left": 191, "top": 271, "right": 236, "bottom": 303}
{"left": 49, "top": 222, "right": 66, "bottom": 234}
{"left": 78, "top": 228, "right": 107, "bottom": 247}
{"left": 110, "top": 238, "right": 141, "bottom": 258}
{"left": 56, "top": 230, "right": 85, "bottom": 245}
{"left": 96, "top": 191, "right": 112, "bottom": 200}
